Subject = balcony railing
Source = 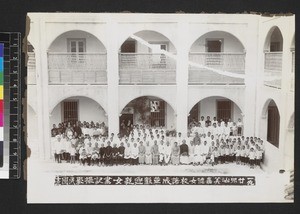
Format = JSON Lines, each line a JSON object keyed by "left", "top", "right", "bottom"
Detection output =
{"left": 48, "top": 52, "right": 107, "bottom": 84}
{"left": 264, "top": 52, "right": 282, "bottom": 89}
{"left": 27, "top": 52, "right": 36, "bottom": 85}
{"left": 188, "top": 52, "right": 245, "bottom": 85}
{"left": 119, "top": 53, "right": 176, "bottom": 84}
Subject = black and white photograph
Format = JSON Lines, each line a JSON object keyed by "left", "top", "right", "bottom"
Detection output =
{"left": 26, "top": 12, "right": 295, "bottom": 203}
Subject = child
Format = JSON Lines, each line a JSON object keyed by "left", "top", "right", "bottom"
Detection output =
{"left": 235, "top": 146, "right": 241, "bottom": 165}
{"left": 220, "top": 145, "right": 226, "bottom": 164}
{"left": 229, "top": 144, "right": 235, "bottom": 163}
{"left": 214, "top": 144, "right": 220, "bottom": 165}
{"left": 245, "top": 145, "right": 250, "bottom": 165}
{"left": 255, "top": 145, "right": 262, "bottom": 168}
{"left": 79, "top": 148, "right": 87, "bottom": 166}
{"left": 249, "top": 148, "right": 256, "bottom": 169}
{"left": 240, "top": 145, "right": 246, "bottom": 165}
{"left": 225, "top": 145, "right": 230, "bottom": 163}
{"left": 70, "top": 143, "right": 76, "bottom": 164}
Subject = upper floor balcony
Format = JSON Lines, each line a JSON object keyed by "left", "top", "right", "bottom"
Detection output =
{"left": 119, "top": 53, "right": 176, "bottom": 85}
{"left": 264, "top": 51, "right": 282, "bottom": 88}
{"left": 48, "top": 52, "right": 107, "bottom": 84}
{"left": 118, "top": 30, "right": 177, "bottom": 85}
{"left": 188, "top": 31, "right": 246, "bottom": 85}
{"left": 47, "top": 30, "right": 107, "bottom": 85}
{"left": 263, "top": 27, "right": 283, "bottom": 89}
{"left": 188, "top": 52, "right": 245, "bottom": 85}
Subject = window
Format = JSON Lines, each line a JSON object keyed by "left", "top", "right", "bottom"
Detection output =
{"left": 150, "top": 100, "right": 166, "bottom": 127}
{"left": 67, "top": 39, "right": 86, "bottom": 64}
{"left": 205, "top": 39, "right": 223, "bottom": 67}
{"left": 62, "top": 100, "right": 79, "bottom": 123}
{"left": 206, "top": 40, "right": 222, "bottom": 52}
{"left": 149, "top": 43, "right": 168, "bottom": 68}
{"left": 68, "top": 39, "right": 86, "bottom": 53}
{"left": 217, "top": 100, "right": 232, "bottom": 122}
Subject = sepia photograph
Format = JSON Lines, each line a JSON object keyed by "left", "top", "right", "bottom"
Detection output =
{"left": 26, "top": 12, "right": 295, "bottom": 203}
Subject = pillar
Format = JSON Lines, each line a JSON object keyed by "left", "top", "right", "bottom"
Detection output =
{"left": 176, "top": 21, "right": 189, "bottom": 137}
{"left": 106, "top": 21, "right": 120, "bottom": 135}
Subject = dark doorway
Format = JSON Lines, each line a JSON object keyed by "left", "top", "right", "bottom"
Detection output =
{"left": 150, "top": 100, "right": 166, "bottom": 127}
{"left": 267, "top": 104, "right": 280, "bottom": 148}
{"left": 217, "top": 100, "right": 232, "bottom": 122}
{"left": 63, "top": 100, "right": 78, "bottom": 123}
{"left": 121, "top": 40, "right": 136, "bottom": 53}
{"left": 120, "top": 114, "right": 133, "bottom": 136}
{"left": 206, "top": 40, "right": 222, "bottom": 52}
{"left": 188, "top": 103, "right": 199, "bottom": 128}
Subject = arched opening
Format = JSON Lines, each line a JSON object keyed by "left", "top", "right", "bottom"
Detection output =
{"left": 188, "top": 96, "right": 243, "bottom": 135}
{"left": 27, "top": 42, "right": 36, "bottom": 85}
{"left": 264, "top": 27, "right": 283, "bottom": 88}
{"left": 261, "top": 99, "right": 280, "bottom": 148}
{"left": 50, "top": 96, "right": 108, "bottom": 138}
{"left": 189, "top": 31, "right": 246, "bottom": 85}
{"left": 119, "top": 96, "right": 176, "bottom": 137}
{"left": 119, "top": 30, "right": 177, "bottom": 85}
{"left": 48, "top": 30, "right": 107, "bottom": 85}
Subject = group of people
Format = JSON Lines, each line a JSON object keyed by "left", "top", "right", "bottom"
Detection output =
{"left": 50, "top": 117, "right": 264, "bottom": 169}
{"left": 189, "top": 116, "right": 244, "bottom": 137}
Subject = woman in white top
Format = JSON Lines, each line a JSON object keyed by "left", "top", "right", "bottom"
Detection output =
{"left": 164, "top": 141, "right": 172, "bottom": 165}
{"left": 124, "top": 143, "right": 131, "bottom": 165}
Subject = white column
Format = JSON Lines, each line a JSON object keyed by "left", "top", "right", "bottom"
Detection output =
{"left": 243, "top": 20, "right": 258, "bottom": 137}
{"left": 106, "top": 21, "right": 120, "bottom": 135}
{"left": 277, "top": 24, "right": 293, "bottom": 170}
{"left": 40, "top": 18, "right": 51, "bottom": 160}
{"left": 35, "top": 17, "right": 51, "bottom": 160}
{"left": 176, "top": 21, "right": 189, "bottom": 137}
{"left": 33, "top": 17, "right": 44, "bottom": 160}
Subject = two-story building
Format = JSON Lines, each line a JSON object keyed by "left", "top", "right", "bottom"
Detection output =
{"left": 26, "top": 13, "right": 295, "bottom": 173}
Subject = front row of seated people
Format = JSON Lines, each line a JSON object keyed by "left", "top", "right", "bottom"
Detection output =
{"left": 52, "top": 130, "right": 264, "bottom": 169}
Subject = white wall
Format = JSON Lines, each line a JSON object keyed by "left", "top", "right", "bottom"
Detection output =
{"left": 166, "top": 102, "right": 176, "bottom": 130}
{"left": 27, "top": 106, "right": 39, "bottom": 157}
{"left": 190, "top": 31, "right": 244, "bottom": 52}
{"left": 134, "top": 31, "right": 176, "bottom": 53}
{"left": 262, "top": 142, "right": 281, "bottom": 173}
{"left": 197, "top": 96, "right": 242, "bottom": 123}
{"left": 50, "top": 96, "right": 108, "bottom": 125}
{"left": 49, "top": 31, "right": 106, "bottom": 52}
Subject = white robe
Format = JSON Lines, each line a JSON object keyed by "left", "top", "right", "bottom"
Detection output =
{"left": 164, "top": 145, "right": 172, "bottom": 163}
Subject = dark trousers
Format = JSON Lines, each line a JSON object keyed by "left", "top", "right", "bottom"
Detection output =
{"left": 131, "top": 158, "right": 138, "bottom": 165}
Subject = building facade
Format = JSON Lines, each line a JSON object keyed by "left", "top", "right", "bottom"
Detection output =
{"left": 26, "top": 13, "right": 295, "bottom": 172}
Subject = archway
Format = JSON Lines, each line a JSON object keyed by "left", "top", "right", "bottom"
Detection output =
{"left": 264, "top": 26, "right": 283, "bottom": 52}
{"left": 119, "top": 30, "right": 177, "bottom": 85}
{"left": 188, "top": 96, "right": 243, "bottom": 131}
{"left": 48, "top": 30, "right": 107, "bottom": 84}
{"left": 263, "top": 27, "right": 284, "bottom": 88}
{"left": 261, "top": 99, "right": 280, "bottom": 148}
{"left": 50, "top": 96, "right": 108, "bottom": 135}
{"left": 119, "top": 96, "right": 176, "bottom": 136}
{"left": 189, "top": 31, "right": 246, "bottom": 84}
